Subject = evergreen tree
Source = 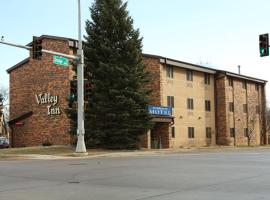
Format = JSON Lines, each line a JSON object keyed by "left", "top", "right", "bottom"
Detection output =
{"left": 84, "top": 0, "right": 152, "bottom": 149}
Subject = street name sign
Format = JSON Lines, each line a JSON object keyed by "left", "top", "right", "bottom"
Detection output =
{"left": 53, "top": 56, "right": 69, "bottom": 67}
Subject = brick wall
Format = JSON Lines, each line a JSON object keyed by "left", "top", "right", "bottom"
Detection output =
{"left": 215, "top": 75, "right": 229, "bottom": 144}
{"left": 9, "top": 38, "right": 73, "bottom": 147}
{"left": 216, "top": 73, "right": 266, "bottom": 146}
{"left": 143, "top": 56, "right": 162, "bottom": 106}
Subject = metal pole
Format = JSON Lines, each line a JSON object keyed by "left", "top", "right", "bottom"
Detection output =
{"left": 75, "top": 0, "right": 87, "bottom": 154}
{"left": 0, "top": 40, "right": 31, "bottom": 50}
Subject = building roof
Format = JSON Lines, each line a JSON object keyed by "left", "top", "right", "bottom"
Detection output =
{"left": 143, "top": 53, "right": 267, "bottom": 83}
{"left": 6, "top": 35, "right": 268, "bottom": 83}
{"left": 6, "top": 58, "right": 29, "bottom": 74}
{"left": 26, "top": 35, "right": 77, "bottom": 46}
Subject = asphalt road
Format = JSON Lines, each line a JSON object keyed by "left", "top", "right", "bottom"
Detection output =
{"left": 1, "top": 150, "right": 270, "bottom": 200}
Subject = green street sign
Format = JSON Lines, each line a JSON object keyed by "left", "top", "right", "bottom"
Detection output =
{"left": 53, "top": 56, "right": 69, "bottom": 67}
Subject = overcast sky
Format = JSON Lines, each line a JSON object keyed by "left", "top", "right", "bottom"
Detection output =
{"left": 0, "top": 0, "right": 270, "bottom": 102}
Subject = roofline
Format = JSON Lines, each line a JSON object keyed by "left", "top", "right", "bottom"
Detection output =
{"left": 218, "top": 70, "right": 267, "bottom": 83}
{"left": 5, "top": 37, "right": 268, "bottom": 83}
{"left": 143, "top": 53, "right": 217, "bottom": 74}
{"left": 27, "top": 35, "right": 77, "bottom": 46}
{"left": 142, "top": 53, "right": 267, "bottom": 83}
{"left": 6, "top": 58, "right": 29, "bottom": 74}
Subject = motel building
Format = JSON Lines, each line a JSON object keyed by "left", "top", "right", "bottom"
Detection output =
{"left": 7, "top": 35, "right": 268, "bottom": 148}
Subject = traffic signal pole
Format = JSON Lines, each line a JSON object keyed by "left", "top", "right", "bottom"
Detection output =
{"left": 75, "top": 0, "right": 87, "bottom": 154}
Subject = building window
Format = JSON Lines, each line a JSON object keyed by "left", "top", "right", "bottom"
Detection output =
{"left": 206, "top": 127, "right": 212, "bottom": 139}
{"left": 256, "top": 105, "right": 260, "bottom": 114}
{"left": 244, "top": 128, "right": 248, "bottom": 137}
{"left": 228, "top": 77, "right": 233, "bottom": 87}
{"left": 187, "top": 69, "right": 193, "bottom": 81}
{"left": 243, "top": 104, "right": 248, "bottom": 113}
{"left": 167, "top": 96, "right": 174, "bottom": 108}
{"left": 242, "top": 81, "right": 247, "bottom": 89}
{"left": 188, "top": 127, "right": 195, "bottom": 138}
{"left": 166, "top": 65, "right": 173, "bottom": 78}
{"left": 187, "top": 98, "right": 194, "bottom": 110}
{"left": 171, "top": 127, "right": 175, "bottom": 138}
{"left": 204, "top": 73, "right": 210, "bottom": 85}
{"left": 230, "top": 128, "right": 235, "bottom": 137}
{"left": 229, "top": 102, "right": 234, "bottom": 112}
{"left": 255, "top": 84, "right": 259, "bottom": 91}
{"left": 205, "top": 100, "right": 211, "bottom": 111}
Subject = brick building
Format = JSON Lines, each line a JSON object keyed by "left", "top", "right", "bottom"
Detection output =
{"left": 7, "top": 35, "right": 268, "bottom": 148}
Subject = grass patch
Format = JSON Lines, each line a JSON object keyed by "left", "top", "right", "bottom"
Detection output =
{"left": 0, "top": 146, "right": 75, "bottom": 157}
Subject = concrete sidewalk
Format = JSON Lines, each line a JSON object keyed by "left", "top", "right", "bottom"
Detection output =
{"left": 5, "top": 145, "right": 270, "bottom": 160}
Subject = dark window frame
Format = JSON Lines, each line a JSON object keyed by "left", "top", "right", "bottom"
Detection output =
{"left": 256, "top": 105, "right": 260, "bottom": 114}
{"left": 229, "top": 102, "right": 234, "bottom": 112}
{"left": 171, "top": 127, "right": 175, "bottom": 138}
{"left": 255, "top": 84, "right": 259, "bottom": 91}
{"left": 230, "top": 128, "right": 235, "bottom": 137}
{"left": 244, "top": 128, "right": 248, "bottom": 137}
{"left": 243, "top": 104, "right": 248, "bottom": 113}
{"left": 205, "top": 100, "right": 211, "bottom": 111}
{"left": 242, "top": 81, "right": 247, "bottom": 89}
{"left": 228, "top": 77, "right": 234, "bottom": 87}
{"left": 167, "top": 96, "right": 174, "bottom": 108}
{"left": 187, "top": 98, "right": 194, "bottom": 110}
{"left": 187, "top": 69, "right": 193, "bottom": 81}
{"left": 166, "top": 65, "right": 173, "bottom": 78}
{"left": 206, "top": 127, "right": 212, "bottom": 139}
{"left": 204, "top": 73, "right": 210, "bottom": 85}
{"left": 188, "top": 127, "right": 195, "bottom": 138}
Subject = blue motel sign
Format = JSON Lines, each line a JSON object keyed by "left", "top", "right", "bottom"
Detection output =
{"left": 148, "top": 105, "right": 172, "bottom": 116}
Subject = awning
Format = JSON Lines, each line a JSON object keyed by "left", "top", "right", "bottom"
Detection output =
{"left": 8, "top": 111, "right": 33, "bottom": 125}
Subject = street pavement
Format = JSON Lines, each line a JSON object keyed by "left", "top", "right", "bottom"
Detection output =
{"left": 1, "top": 150, "right": 270, "bottom": 200}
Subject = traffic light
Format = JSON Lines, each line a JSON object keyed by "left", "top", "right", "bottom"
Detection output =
{"left": 32, "top": 36, "right": 43, "bottom": 59}
{"left": 84, "top": 80, "right": 91, "bottom": 101}
{"left": 0, "top": 94, "right": 3, "bottom": 107}
{"left": 259, "top": 33, "right": 269, "bottom": 57}
{"left": 68, "top": 80, "right": 77, "bottom": 108}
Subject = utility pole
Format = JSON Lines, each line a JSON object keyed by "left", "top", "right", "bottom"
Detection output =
{"left": 75, "top": 0, "right": 87, "bottom": 154}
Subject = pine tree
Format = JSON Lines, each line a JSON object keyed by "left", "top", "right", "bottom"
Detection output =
{"left": 84, "top": 0, "right": 152, "bottom": 149}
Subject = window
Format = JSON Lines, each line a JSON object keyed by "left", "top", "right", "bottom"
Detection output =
{"left": 242, "top": 81, "right": 247, "bottom": 89}
{"left": 228, "top": 77, "right": 233, "bottom": 87}
{"left": 187, "top": 98, "right": 194, "bottom": 110}
{"left": 204, "top": 73, "right": 210, "bottom": 85}
{"left": 229, "top": 102, "right": 234, "bottom": 112}
{"left": 244, "top": 128, "right": 248, "bottom": 137}
{"left": 187, "top": 69, "right": 193, "bottom": 81}
{"left": 167, "top": 96, "right": 174, "bottom": 108}
{"left": 206, "top": 127, "right": 212, "bottom": 139}
{"left": 256, "top": 105, "right": 260, "bottom": 114}
{"left": 243, "top": 104, "right": 247, "bottom": 113}
{"left": 166, "top": 65, "right": 173, "bottom": 78}
{"left": 188, "top": 127, "right": 195, "bottom": 138}
{"left": 171, "top": 127, "right": 175, "bottom": 138}
{"left": 230, "top": 128, "right": 235, "bottom": 137}
{"left": 205, "top": 100, "right": 211, "bottom": 111}
{"left": 255, "top": 84, "right": 259, "bottom": 91}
